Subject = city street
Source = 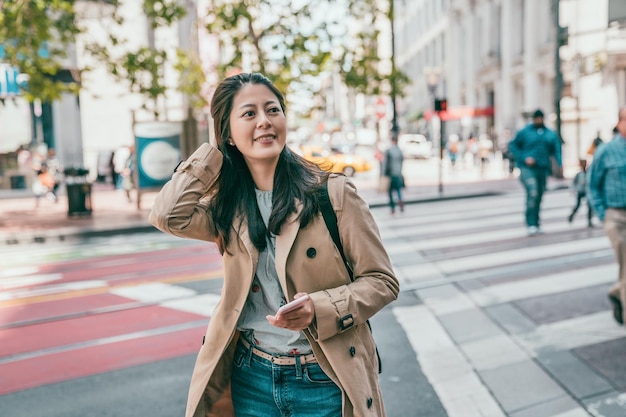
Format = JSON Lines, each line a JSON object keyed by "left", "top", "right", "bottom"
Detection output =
{"left": 1, "top": 186, "right": 626, "bottom": 417}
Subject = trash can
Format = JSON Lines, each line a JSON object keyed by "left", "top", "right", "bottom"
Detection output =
{"left": 64, "top": 168, "right": 92, "bottom": 217}
{"left": 10, "top": 175, "right": 26, "bottom": 189}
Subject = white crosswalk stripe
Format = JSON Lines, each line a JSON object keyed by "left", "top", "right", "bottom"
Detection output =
{"left": 373, "top": 187, "right": 623, "bottom": 417}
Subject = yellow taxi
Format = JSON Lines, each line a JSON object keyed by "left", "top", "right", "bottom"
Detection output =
{"left": 298, "top": 145, "right": 372, "bottom": 177}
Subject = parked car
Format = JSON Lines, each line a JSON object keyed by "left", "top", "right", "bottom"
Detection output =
{"left": 398, "top": 134, "right": 433, "bottom": 159}
{"left": 299, "top": 145, "right": 371, "bottom": 177}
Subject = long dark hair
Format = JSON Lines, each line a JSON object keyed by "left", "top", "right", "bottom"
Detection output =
{"left": 207, "top": 72, "right": 329, "bottom": 252}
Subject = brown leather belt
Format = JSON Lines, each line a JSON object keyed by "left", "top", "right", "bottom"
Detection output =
{"left": 239, "top": 338, "right": 317, "bottom": 366}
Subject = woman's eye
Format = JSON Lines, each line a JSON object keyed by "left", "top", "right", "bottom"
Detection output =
{"left": 268, "top": 107, "right": 280, "bottom": 113}
{"left": 243, "top": 110, "right": 255, "bottom": 117}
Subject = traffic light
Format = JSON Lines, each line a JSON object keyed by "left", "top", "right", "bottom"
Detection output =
{"left": 558, "top": 26, "right": 569, "bottom": 47}
{"left": 434, "top": 98, "right": 447, "bottom": 112}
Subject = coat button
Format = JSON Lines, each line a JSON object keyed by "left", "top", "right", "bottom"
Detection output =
{"left": 367, "top": 397, "right": 373, "bottom": 408}
{"left": 306, "top": 247, "right": 317, "bottom": 258}
{"left": 349, "top": 346, "right": 356, "bottom": 357}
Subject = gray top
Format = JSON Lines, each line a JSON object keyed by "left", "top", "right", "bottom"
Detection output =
{"left": 236, "top": 189, "right": 312, "bottom": 354}
{"left": 383, "top": 145, "right": 404, "bottom": 177}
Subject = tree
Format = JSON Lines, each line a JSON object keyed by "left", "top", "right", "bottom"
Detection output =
{"left": 0, "top": 0, "right": 207, "bottom": 119}
{"left": 0, "top": 0, "right": 83, "bottom": 102}
{"left": 84, "top": 0, "right": 208, "bottom": 119}
{"left": 205, "top": 0, "right": 408, "bottom": 115}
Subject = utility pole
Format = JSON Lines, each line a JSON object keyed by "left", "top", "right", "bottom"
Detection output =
{"left": 553, "top": 0, "right": 565, "bottom": 143}
{"left": 389, "top": 0, "right": 399, "bottom": 135}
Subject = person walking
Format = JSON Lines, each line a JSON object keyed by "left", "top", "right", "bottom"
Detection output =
{"left": 382, "top": 133, "right": 405, "bottom": 214}
{"left": 509, "top": 109, "right": 562, "bottom": 236}
{"left": 567, "top": 159, "right": 593, "bottom": 227}
{"left": 587, "top": 107, "right": 626, "bottom": 326}
{"left": 149, "top": 72, "right": 399, "bottom": 417}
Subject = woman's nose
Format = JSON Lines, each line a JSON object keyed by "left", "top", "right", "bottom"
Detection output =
{"left": 257, "top": 113, "right": 272, "bottom": 128}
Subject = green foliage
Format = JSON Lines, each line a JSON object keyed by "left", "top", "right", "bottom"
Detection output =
{"left": 1, "top": 0, "right": 195, "bottom": 118}
{"left": 143, "top": 0, "right": 186, "bottom": 28}
{"left": 86, "top": 1, "right": 189, "bottom": 118}
{"left": 0, "top": 0, "right": 82, "bottom": 102}
{"left": 205, "top": 0, "right": 408, "bottom": 116}
{"left": 174, "top": 49, "right": 208, "bottom": 112}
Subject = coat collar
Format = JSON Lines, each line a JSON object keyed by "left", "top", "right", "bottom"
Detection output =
{"left": 234, "top": 200, "right": 303, "bottom": 297}
{"left": 234, "top": 213, "right": 258, "bottom": 268}
{"left": 274, "top": 201, "right": 303, "bottom": 296}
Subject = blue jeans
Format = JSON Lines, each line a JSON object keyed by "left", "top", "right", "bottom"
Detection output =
{"left": 519, "top": 166, "right": 547, "bottom": 227}
{"left": 231, "top": 341, "right": 342, "bottom": 417}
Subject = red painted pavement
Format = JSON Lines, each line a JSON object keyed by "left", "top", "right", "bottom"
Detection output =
{"left": 0, "top": 293, "right": 134, "bottom": 326}
{"left": 7, "top": 246, "right": 224, "bottom": 290}
{"left": 0, "top": 325, "right": 206, "bottom": 395}
{"left": 0, "top": 305, "right": 206, "bottom": 357}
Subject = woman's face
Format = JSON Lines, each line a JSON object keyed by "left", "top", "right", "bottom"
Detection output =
{"left": 228, "top": 83, "right": 287, "bottom": 167}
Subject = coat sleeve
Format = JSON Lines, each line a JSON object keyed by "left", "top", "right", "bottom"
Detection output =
{"left": 587, "top": 148, "right": 607, "bottom": 221}
{"left": 508, "top": 128, "right": 525, "bottom": 167}
{"left": 148, "top": 143, "right": 223, "bottom": 242}
{"left": 308, "top": 175, "right": 400, "bottom": 341}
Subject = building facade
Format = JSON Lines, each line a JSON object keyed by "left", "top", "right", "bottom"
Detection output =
{"left": 394, "top": 0, "right": 626, "bottom": 171}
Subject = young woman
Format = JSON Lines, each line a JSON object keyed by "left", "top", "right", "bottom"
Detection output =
{"left": 149, "top": 73, "right": 399, "bottom": 417}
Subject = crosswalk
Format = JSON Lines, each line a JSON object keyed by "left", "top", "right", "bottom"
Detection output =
{"left": 372, "top": 187, "right": 626, "bottom": 417}
{"left": 2, "top": 187, "right": 625, "bottom": 417}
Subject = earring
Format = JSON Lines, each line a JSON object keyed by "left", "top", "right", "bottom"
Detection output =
{"left": 228, "top": 140, "right": 235, "bottom": 146}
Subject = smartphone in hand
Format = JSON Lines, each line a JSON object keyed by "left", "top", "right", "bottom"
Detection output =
{"left": 277, "top": 294, "right": 310, "bottom": 315}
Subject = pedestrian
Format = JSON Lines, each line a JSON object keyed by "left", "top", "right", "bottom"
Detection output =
{"left": 587, "top": 106, "right": 626, "bottom": 326}
{"left": 44, "top": 148, "right": 62, "bottom": 201}
{"left": 567, "top": 158, "right": 592, "bottom": 227}
{"left": 586, "top": 132, "right": 604, "bottom": 158}
{"left": 117, "top": 145, "right": 135, "bottom": 203}
{"left": 112, "top": 145, "right": 131, "bottom": 189}
{"left": 508, "top": 109, "right": 562, "bottom": 236}
{"left": 382, "top": 133, "right": 405, "bottom": 214}
{"left": 446, "top": 134, "right": 459, "bottom": 167}
{"left": 149, "top": 72, "right": 399, "bottom": 417}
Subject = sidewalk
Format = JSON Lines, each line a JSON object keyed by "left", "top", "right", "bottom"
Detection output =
{"left": 0, "top": 176, "right": 561, "bottom": 246}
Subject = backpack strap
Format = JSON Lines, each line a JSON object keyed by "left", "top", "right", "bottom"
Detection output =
{"left": 319, "top": 179, "right": 382, "bottom": 373}
{"left": 319, "top": 181, "right": 354, "bottom": 280}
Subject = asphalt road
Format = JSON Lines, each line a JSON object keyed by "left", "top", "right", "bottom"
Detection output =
{"left": 2, "top": 186, "right": 625, "bottom": 417}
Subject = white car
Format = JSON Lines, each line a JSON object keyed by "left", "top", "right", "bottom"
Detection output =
{"left": 398, "top": 134, "right": 433, "bottom": 159}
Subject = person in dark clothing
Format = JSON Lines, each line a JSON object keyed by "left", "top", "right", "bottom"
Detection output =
{"left": 509, "top": 109, "right": 562, "bottom": 236}
{"left": 568, "top": 159, "right": 593, "bottom": 227}
{"left": 382, "top": 133, "right": 405, "bottom": 214}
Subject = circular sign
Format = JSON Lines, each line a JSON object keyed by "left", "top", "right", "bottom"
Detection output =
{"left": 140, "top": 141, "right": 180, "bottom": 181}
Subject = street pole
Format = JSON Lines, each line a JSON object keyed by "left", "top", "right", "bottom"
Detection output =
{"left": 553, "top": 0, "right": 563, "bottom": 142}
{"left": 439, "top": 119, "right": 445, "bottom": 195}
{"left": 389, "top": 0, "right": 399, "bottom": 135}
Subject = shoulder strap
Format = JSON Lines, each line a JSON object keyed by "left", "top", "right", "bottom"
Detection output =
{"left": 319, "top": 179, "right": 382, "bottom": 374}
{"left": 320, "top": 180, "right": 354, "bottom": 281}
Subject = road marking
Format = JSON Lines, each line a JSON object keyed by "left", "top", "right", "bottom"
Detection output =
{"left": 0, "top": 270, "right": 223, "bottom": 308}
{"left": 0, "top": 319, "right": 208, "bottom": 365}
{"left": 0, "top": 273, "right": 62, "bottom": 291}
{"left": 394, "top": 304, "right": 506, "bottom": 417}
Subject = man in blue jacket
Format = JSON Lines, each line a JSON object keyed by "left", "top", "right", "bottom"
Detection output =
{"left": 588, "top": 108, "right": 626, "bottom": 325}
{"left": 509, "top": 109, "right": 562, "bottom": 236}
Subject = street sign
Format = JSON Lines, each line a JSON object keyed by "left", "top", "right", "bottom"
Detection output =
{"left": 375, "top": 97, "right": 386, "bottom": 120}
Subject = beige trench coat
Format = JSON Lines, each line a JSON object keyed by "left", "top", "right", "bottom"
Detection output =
{"left": 149, "top": 144, "right": 399, "bottom": 417}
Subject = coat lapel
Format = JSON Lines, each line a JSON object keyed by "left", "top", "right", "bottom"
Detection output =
{"left": 275, "top": 202, "right": 302, "bottom": 297}
{"left": 234, "top": 214, "right": 258, "bottom": 289}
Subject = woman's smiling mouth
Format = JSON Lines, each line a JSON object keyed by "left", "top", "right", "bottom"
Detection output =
{"left": 254, "top": 134, "right": 276, "bottom": 142}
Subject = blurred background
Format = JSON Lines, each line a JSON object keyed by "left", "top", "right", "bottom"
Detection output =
{"left": 1, "top": 0, "right": 625, "bottom": 197}
{"left": 2, "top": 1, "right": 626, "bottom": 417}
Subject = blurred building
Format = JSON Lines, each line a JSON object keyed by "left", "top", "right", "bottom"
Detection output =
{"left": 393, "top": 0, "right": 626, "bottom": 170}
